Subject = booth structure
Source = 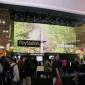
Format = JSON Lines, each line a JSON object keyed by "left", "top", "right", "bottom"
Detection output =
{"left": 0, "top": 0, "right": 85, "bottom": 49}
{"left": 0, "top": 0, "right": 85, "bottom": 59}
{"left": 0, "top": 0, "right": 85, "bottom": 85}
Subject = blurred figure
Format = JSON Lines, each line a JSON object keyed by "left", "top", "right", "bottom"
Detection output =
{"left": 18, "top": 57, "right": 25, "bottom": 85}
{"left": 73, "top": 56, "right": 80, "bottom": 85}
{"left": 23, "top": 57, "right": 32, "bottom": 85}
{"left": 31, "top": 57, "right": 37, "bottom": 77}
{"left": 3, "top": 58, "right": 11, "bottom": 85}
{"left": 11, "top": 59, "right": 20, "bottom": 85}
{"left": 44, "top": 59, "right": 52, "bottom": 78}
{"left": 52, "top": 54, "right": 62, "bottom": 85}
{"left": 7, "top": 57, "right": 20, "bottom": 85}
{"left": 0, "top": 58, "right": 3, "bottom": 85}
{"left": 80, "top": 59, "right": 84, "bottom": 64}
{"left": 62, "top": 58, "right": 67, "bottom": 75}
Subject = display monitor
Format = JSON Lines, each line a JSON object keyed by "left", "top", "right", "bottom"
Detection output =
{"left": 36, "top": 56, "right": 43, "bottom": 62}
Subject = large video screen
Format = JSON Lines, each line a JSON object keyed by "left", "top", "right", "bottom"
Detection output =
{"left": 14, "top": 22, "right": 76, "bottom": 53}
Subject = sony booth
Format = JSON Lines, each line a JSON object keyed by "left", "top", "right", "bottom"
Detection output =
{"left": 0, "top": 0, "right": 85, "bottom": 85}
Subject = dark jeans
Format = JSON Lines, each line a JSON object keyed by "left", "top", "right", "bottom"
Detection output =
{"left": 11, "top": 81, "right": 18, "bottom": 85}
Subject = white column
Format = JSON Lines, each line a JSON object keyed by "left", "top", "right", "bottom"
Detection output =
{"left": 40, "top": 28, "right": 44, "bottom": 53}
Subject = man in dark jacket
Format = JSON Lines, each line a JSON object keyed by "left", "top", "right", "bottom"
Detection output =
{"left": 52, "top": 54, "right": 61, "bottom": 85}
{"left": 23, "top": 57, "right": 32, "bottom": 85}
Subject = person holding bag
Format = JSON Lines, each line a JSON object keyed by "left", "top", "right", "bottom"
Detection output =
{"left": 52, "top": 54, "right": 62, "bottom": 85}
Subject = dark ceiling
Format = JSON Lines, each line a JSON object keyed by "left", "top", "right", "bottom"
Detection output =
{"left": 0, "top": 3, "right": 85, "bottom": 26}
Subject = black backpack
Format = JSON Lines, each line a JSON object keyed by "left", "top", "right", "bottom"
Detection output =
{"left": 5, "top": 64, "right": 16, "bottom": 81}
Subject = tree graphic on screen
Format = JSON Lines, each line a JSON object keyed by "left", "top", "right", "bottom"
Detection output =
{"left": 14, "top": 22, "right": 76, "bottom": 53}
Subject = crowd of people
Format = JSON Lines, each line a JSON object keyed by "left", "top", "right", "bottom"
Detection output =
{"left": 44, "top": 54, "right": 81, "bottom": 85}
{"left": 0, "top": 53, "right": 82, "bottom": 85}
{"left": 0, "top": 55, "right": 37, "bottom": 85}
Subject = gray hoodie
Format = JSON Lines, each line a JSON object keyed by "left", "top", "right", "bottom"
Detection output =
{"left": 0, "top": 63, "right": 3, "bottom": 74}
{"left": 10, "top": 63, "right": 20, "bottom": 82}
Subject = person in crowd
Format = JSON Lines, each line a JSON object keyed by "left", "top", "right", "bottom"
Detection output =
{"left": 31, "top": 57, "right": 37, "bottom": 77}
{"left": 62, "top": 58, "right": 67, "bottom": 75}
{"left": 73, "top": 56, "right": 80, "bottom": 85}
{"left": 0, "top": 58, "right": 3, "bottom": 85}
{"left": 8, "top": 57, "right": 20, "bottom": 85}
{"left": 80, "top": 59, "right": 84, "bottom": 64}
{"left": 52, "top": 54, "right": 62, "bottom": 85}
{"left": 23, "top": 56, "right": 32, "bottom": 85}
{"left": 44, "top": 59, "right": 52, "bottom": 78}
{"left": 18, "top": 57, "right": 25, "bottom": 85}
{"left": 3, "top": 58, "right": 11, "bottom": 85}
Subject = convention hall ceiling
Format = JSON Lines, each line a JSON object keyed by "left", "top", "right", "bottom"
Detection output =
{"left": 0, "top": 0, "right": 85, "bottom": 15}
{"left": 0, "top": 0, "right": 85, "bottom": 26}
{"left": 0, "top": 3, "right": 85, "bottom": 27}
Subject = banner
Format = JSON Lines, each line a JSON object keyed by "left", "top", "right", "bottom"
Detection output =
{"left": 17, "top": 40, "right": 41, "bottom": 47}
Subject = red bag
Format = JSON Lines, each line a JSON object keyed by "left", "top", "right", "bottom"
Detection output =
{"left": 56, "top": 71, "right": 62, "bottom": 85}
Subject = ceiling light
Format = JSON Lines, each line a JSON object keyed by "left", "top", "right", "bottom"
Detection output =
{"left": 2, "top": 20, "right": 6, "bottom": 24}
{"left": 0, "top": 19, "right": 1, "bottom": 23}
{"left": 0, "top": 46, "right": 5, "bottom": 49}
{"left": 3, "top": 30, "right": 9, "bottom": 33}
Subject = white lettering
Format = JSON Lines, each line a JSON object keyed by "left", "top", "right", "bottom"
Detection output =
{"left": 57, "top": 44, "right": 75, "bottom": 48}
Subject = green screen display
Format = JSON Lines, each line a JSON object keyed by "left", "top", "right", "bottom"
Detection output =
{"left": 14, "top": 22, "right": 76, "bottom": 53}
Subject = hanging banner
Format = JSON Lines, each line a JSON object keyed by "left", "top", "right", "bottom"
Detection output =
{"left": 17, "top": 40, "right": 41, "bottom": 47}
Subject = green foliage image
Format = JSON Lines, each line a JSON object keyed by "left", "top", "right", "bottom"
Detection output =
{"left": 14, "top": 22, "right": 76, "bottom": 53}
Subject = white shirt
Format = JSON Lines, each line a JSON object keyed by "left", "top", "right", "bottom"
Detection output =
{"left": 11, "top": 63, "right": 20, "bottom": 82}
{"left": 0, "top": 63, "right": 3, "bottom": 74}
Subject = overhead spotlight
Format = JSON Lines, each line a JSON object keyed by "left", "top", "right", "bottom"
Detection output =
{"left": 3, "top": 30, "right": 9, "bottom": 33}
{"left": 0, "top": 46, "right": 5, "bottom": 49}
{"left": 0, "top": 19, "right": 1, "bottom": 23}
{"left": 0, "top": 19, "right": 6, "bottom": 24}
{"left": 2, "top": 20, "right": 6, "bottom": 24}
